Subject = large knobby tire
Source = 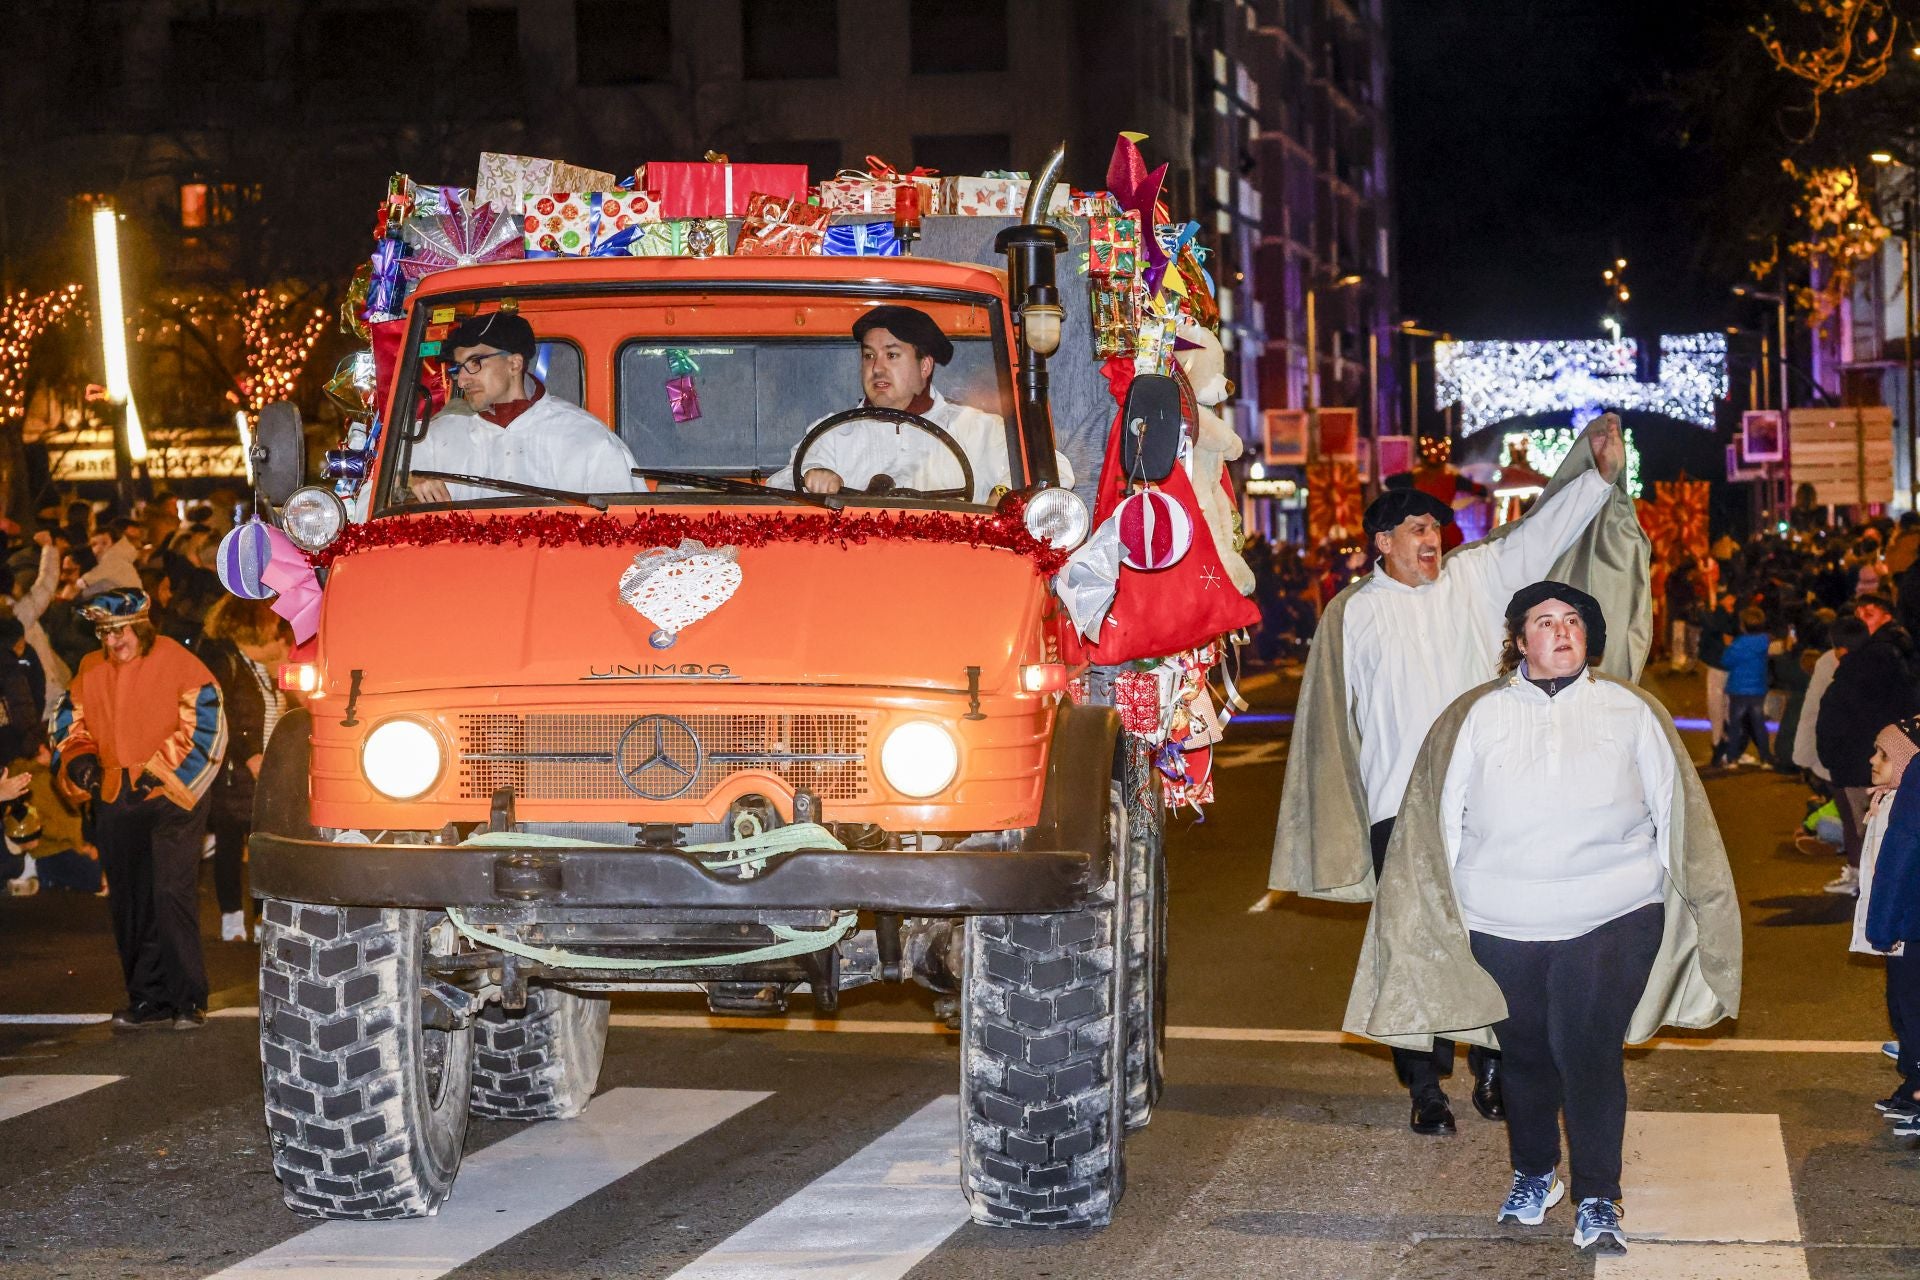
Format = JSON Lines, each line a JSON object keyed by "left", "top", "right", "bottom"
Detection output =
{"left": 259, "top": 902, "right": 474, "bottom": 1219}
{"left": 470, "top": 985, "right": 610, "bottom": 1121}
{"left": 960, "top": 786, "right": 1128, "bottom": 1228}
{"left": 1118, "top": 772, "right": 1168, "bottom": 1132}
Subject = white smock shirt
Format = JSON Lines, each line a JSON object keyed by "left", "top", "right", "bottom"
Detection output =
{"left": 1439, "top": 667, "right": 1673, "bottom": 941}
{"left": 773, "top": 388, "right": 1073, "bottom": 502}
{"left": 412, "top": 380, "right": 639, "bottom": 502}
{"left": 1342, "top": 469, "right": 1614, "bottom": 823}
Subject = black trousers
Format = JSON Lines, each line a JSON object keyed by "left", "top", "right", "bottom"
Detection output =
{"left": 1469, "top": 903, "right": 1665, "bottom": 1202}
{"left": 208, "top": 808, "right": 248, "bottom": 915}
{"left": 1370, "top": 819, "right": 1496, "bottom": 1096}
{"left": 1889, "top": 950, "right": 1920, "bottom": 1095}
{"left": 96, "top": 785, "right": 211, "bottom": 1016}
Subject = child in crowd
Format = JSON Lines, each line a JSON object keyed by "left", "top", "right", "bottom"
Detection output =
{"left": 1713, "top": 606, "right": 1772, "bottom": 768}
{"left": 1853, "top": 716, "right": 1920, "bottom": 1129}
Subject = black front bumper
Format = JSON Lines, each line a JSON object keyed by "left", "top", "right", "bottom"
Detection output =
{"left": 249, "top": 834, "right": 1104, "bottom": 914}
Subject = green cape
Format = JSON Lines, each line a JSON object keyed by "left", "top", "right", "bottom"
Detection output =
{"left": 1267, "top": 416, "right": 1652, "bottom": 902}
{"left": 1341, "top": 669, "right": 1742, "bottom": 1049}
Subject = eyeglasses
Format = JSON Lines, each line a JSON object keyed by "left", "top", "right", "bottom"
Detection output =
{"left": 453, "top": 350, "right": 512, "bottom": 377}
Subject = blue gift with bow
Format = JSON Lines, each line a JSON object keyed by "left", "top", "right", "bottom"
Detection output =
{"left": 821, "top": 221, "right": 902, "bottom": 257}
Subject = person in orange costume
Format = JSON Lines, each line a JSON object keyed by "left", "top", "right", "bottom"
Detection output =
{"left": 52, "top": 588, "right": 227, "bottom": 1031}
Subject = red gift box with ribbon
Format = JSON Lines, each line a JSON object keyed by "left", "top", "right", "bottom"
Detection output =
{"left": 642, "top": 160, "right": 810, "bottom": 218}
{"left": 733, "top": 192, "right": 831, "bottom": 257}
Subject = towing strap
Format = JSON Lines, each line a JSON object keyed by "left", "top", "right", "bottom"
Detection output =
{"left": 447, "top": 822, "right": 856, "bottom": 971}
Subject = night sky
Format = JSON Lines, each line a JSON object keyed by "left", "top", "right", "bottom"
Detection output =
{"left": 1391, "top": 0, "right": 1718, "bottom": 342}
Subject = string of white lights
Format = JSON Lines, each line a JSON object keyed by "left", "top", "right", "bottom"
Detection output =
{"left": 1434, "top": 333, "right": 1727, "bottom": 434}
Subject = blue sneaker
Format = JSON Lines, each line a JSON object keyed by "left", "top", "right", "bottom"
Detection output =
{"left": 1496, "top": 1168, "right": 1565, "bottom": 1225}
{"left": 1574, "top": 1197, "right": 1627, "bottom": 1252}
{"left": 1885, "top": 1041, "right": 1900, "bottom": 1061}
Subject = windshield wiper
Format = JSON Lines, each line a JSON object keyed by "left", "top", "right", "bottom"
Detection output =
{"left": 630, "top": 467, "right": 840, "bottom": 510}
{"left": 411, "top": 470, "right": 609, "bottom": 511}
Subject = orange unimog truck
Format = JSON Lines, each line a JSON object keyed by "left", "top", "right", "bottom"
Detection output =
{"left": 246, "top": 160, "right": 1177, "bottom": 1230}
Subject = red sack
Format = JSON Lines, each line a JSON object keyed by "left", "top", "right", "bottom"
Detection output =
{"left": 1066, "top": 361, "right": 1259, "bottom": 664}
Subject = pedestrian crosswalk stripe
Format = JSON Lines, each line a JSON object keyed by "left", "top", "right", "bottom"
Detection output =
{"left": 0, "top": 1013, "right": 111, "bottom": 1025}
{"left": 207, "top": 1087, "right": 768, "bottom": 1280}
{"left": 201, "top": 1005, "right": 1895, "bottom": 1054}
{"left": 0, "top": 1074, "right": 121, "bottom": 1123}
{"left": 666, "top": 1095, "right": 966, "bottom": 1279}
{"left": 1594, "top": 1112, "right": 1808, "bottom": 1280}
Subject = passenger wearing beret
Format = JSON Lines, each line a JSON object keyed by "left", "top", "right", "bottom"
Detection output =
{"left": 52, "top": 589, "right": 227, "bottom": 1031}
{"left": 773, "top": 305, "right": 1073, "bottom": 503}
{"left": 1272, "top": 416, "right": 1636, "bottom": 1136}
{"left": 1349, "top": 582, "right": 1739, "bottom": 1254}
{"left": 409, "top": 311, "right": 640, "bottom": 505}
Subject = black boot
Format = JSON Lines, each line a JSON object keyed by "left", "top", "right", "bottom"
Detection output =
{"left": 1409, "top": 1088, "right": 1456, "bottom": 1135}
{"left": 1472, "top": 1055, "right": 1505, "bottom": 1121}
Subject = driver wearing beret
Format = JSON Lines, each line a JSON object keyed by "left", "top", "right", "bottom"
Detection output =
{"left": 776, "top": 305, "right": 1072, "bottom": 502}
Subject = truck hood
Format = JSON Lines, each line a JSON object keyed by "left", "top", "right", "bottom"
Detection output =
{"left": 318, "top": 533, "right": 1050, "bottom": 696}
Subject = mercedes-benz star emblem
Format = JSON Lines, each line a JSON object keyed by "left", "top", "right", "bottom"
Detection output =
{"left": 614, "top": 715, "right": 703, "bottom": 800}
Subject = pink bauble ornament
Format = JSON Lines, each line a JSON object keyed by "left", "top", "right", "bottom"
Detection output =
{"left": 1115, "top": 488, "right": 1192, "bottom": 570}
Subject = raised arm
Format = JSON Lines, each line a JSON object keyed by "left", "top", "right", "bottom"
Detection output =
{"left": 1471, "top": 417, "right": 1627, "bottom": 593}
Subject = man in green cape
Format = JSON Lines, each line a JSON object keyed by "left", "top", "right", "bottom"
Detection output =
{"left": 1268, "top": 415, "right": 1646, "bottom": 1132}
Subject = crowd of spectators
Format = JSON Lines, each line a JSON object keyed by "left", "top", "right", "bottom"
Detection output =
{"left": 0, "top": 488, "right": 290, "bottom": 942}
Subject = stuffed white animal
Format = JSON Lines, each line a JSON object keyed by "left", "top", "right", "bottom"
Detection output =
{"left": 1174, "top": 320, "right": 1255, "bottom": 595}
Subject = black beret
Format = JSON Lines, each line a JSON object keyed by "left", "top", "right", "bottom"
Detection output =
{"left": 1362, "top": 487, "right": 1453, "bottom": 536}
{"left": 1505, "top": 580, "right": 1607, "bottom": 663}
{"left": 853, "top": 305, "right": 954, "bottom": 366}
{"left": 445, "top": 311, "right": 536, "bottom": 361}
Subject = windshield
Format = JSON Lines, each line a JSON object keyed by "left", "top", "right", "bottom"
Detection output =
{"left": 377, "top": 286, "right": 1020, "bottom": 513}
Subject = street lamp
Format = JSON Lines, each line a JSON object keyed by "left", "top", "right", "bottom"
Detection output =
{"left": 90, "top": 201, "right": 146, "bottom": 506}
{"left": 1304, "top": 271, "right": 1364, "bottom": 413}
{"left": 1870, "top": 149, "right": 1919, "bottom": 509}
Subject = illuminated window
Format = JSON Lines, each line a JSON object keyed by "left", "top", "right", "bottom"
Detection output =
{"left": 179, "top": 183, "right": 210, "bottom": 230}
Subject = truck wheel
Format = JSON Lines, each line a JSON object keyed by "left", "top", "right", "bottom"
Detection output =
{"left": 470, "top": 986, "right": 610, "bottom": 1121}
{"left": 259, "top": 902, "right": 473, "bottom": 1219}
{"left": 960, "top": 796, "right": 1127, "bottom": 1228}
{"left": 1118, "top": 776, "right": 1168, "bottom": 1132}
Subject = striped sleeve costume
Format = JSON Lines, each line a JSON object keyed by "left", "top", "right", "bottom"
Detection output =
{"left": 54, "top": 636, "right": 227, "bottom": 808}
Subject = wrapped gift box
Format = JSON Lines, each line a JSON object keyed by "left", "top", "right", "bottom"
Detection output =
{"left": 519, "top": 191, "right": 666, "bottom": 257}
{"left": 477, "top": 152, "right": 618, "bottom": 212}
{"left": 643, "top": 161, "right": 809, "bottom": 218}
{"left": 592, "top": 189, "right": 664, "bottom": 253}
{"left": 1088, "top": 216, "right": 1141, "bottom": 283}
{"left": 1091, "top": 286, "right": 1140, "bottom": 358}
{"left": 940, "top": 174, "right": 1072, "bottom": 217}
{"left": 1069, "top": 190, "right": 1122, "bottom": 217}
{"left": 818, "top": 173, "right": 901, "bottom": 215}
{"left": 734, "top": 192, "right": 831, "bottom": 256}
{"left": 520, "top": 192, "right": 599, "bottom": 256}
{"left": 1113, "top": 669, "right": 1163, "bottom": 737}
{"left": 821, "top": 221, "right": 902, "bottom": 257}
{"left": 635, "top": 218, "right": 732, "bottom": 258}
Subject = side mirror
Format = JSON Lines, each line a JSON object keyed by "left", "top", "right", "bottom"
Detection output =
{"left": 253, "top": 401, "right": 306, "bottom": 506}
{"left": 1119, "top": 374, "right": 1183, "bottom": 483}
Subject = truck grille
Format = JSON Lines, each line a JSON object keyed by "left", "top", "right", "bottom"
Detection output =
{"left": 454, "top": 712, "right": 871, "bottom": 803}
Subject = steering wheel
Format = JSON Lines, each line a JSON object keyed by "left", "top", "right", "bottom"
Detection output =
{"left": 789, "top": 407, "right": 975, "bottom": 501}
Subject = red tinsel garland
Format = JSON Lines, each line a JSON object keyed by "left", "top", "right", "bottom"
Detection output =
{"left": 315, "top": 499, "right": 1071, "bottom": 576}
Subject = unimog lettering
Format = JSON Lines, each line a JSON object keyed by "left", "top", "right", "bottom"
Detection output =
{"left": 584, "top": 662, "right": 736, "bottom": 680}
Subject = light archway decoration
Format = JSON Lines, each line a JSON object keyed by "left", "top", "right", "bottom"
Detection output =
{"left": 1434, "top": 333, "right": 1728, "bottom": 435}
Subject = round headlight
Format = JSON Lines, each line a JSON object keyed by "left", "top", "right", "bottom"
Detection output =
{"left": 1023, "top": 486, "right": 1090, "bottom": 550}
{"left": 879, "top": 721, "right": 959, "bottom": 799}
{"left": 282, "top": 485, "right": 347, "bottom": 553}
{"left": 361, "top": 718, "right": 444, "bottom": 800}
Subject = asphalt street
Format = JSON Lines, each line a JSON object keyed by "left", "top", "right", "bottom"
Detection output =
{"left": 0, "top": 666, "right": 1916, "bottom": 1279}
